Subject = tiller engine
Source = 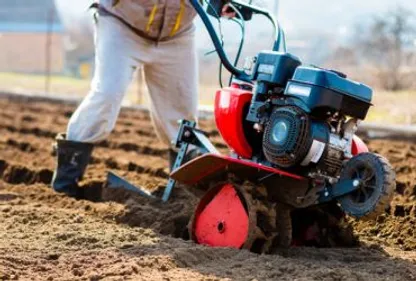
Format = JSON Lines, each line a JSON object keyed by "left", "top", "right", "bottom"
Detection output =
{"left": 112, "top": 0, "right": 396, "bottom": 253}
{"left": 168, "top": 0, "right": 396, "bottom": 253}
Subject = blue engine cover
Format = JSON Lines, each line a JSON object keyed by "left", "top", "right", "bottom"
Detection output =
{"left": 284, "top": 66, "right": 373, "bottom": 119}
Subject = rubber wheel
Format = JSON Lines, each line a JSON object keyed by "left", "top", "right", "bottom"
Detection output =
{"left": 338, "top": 153, "right": 395, "bottom": 220}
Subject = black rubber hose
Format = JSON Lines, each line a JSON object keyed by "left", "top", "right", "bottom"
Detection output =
{"left": 189, "top": 0, "right": 251, "bottom": 82}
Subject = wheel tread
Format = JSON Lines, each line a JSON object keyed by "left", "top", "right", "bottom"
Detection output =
{"left": 339, "top": 152, "right": 396, "bottom": 221}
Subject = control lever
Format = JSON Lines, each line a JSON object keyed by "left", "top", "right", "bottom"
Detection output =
{"left": 207, "top": 0, "right": 254, "bottom": 21}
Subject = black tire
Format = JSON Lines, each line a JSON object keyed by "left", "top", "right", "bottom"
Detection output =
{"left": 338, "top": 153, "right": 395, "bottom": 220}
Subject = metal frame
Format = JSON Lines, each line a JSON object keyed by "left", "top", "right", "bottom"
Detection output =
{"left": 106, "top": 120, "right": 219, "bottom": 202}
{"left": 318, "top": 179, "right": 361, "bottom": 203}
{"left": 163, "top": 120, "right": 219, "bottom": 201}
{"left": 107, "top": 119, "right": 363, "bottom": 203}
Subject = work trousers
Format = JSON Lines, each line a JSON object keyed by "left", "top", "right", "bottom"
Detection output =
{"left": 67, "top": 15, "right": 198, "bottom": 146}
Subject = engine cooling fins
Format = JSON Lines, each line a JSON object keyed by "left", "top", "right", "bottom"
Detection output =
{"left": 263, "top": 106, "right": 311, "bottom": 168}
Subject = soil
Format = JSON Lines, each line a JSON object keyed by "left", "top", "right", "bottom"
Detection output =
{"left": 0, "top": 96, "right": 415, "bottom": 281}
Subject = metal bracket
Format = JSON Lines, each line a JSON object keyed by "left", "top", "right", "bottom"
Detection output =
{"left": 106, "top": 119, "right": 218, "bottom": 203}
{"left": 163, "top": 143, "right": 190, "bottom": 201}
{"left": 163, "top": 119, "right": 219, "bottom": 202}
{"left": 318, "top": 179, "right": 361, "bottom": 203}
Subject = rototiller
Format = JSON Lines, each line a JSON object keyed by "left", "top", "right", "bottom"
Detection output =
{"left": 108, "top": 0, "right": 396, "bottom": 252}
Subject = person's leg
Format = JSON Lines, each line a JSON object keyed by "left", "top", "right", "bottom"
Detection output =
{"left": 67, "top": 17, "right": 140, "bottom": 143}
{"left": 143, "top": 28, "right": 199, "bottom": 147}
{"left": 52, "top": 16, "right": 141, "bottom": 197}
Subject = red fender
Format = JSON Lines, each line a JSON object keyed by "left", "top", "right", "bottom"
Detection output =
{"left": 351, "top": 135, "right": 369, "bottom": 156}
{"left": 170, "top": 153, "right": 305, "bottom": 185}
{"left": 215, "top": 87, "right": 253, "bottom": 159}
{"left": 192, "top": 183, "right": 249, "bottom": 248}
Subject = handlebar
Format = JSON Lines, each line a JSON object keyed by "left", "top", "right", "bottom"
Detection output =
{"left": 231, "top": 0, "right": 285, "bottom": 51}
{"left": 189, "top": 0, "right": 286, "bottom": 82}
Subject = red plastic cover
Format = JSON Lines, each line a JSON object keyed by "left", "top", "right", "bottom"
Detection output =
{"left": 170, "top": 153, "right": 305, "bottom": 185}
{"left": 215, "top": 87, "right": 253, "bottom": 159}
{"left": 194, "top": 184, "right": 249, "bottom": 248}
{"left": 351, "top": 135, "right": 369, "bottom": 156}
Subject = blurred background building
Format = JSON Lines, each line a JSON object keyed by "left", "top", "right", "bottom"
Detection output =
{"left": 1, "top": 0, "right": 414, "bottom": 81}
{"left": 0, "top": 0, "right": 64, "bottom": 74}
{"left": 52, "top": 0, "right": 416, "bottom": 86}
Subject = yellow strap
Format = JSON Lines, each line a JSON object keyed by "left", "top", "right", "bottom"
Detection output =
{"left": 112, "top": 0, "right": 121, "bottom": 7}
{"left": 169, "top": 0, "right": 185, "bottom": 37}
{"left": 146, "top": 4, "right": 159, "bottom": 32}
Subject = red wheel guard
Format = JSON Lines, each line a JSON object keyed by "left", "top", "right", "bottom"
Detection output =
{"left": 194, "top": 183, "right": 249, "bottom": 248}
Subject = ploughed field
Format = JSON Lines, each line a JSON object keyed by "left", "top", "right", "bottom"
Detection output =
{"left": 0, "top": 96, "right": 415, "bottom": 281}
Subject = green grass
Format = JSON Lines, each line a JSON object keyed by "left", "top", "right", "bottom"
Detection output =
{"left": 1, "top": 72, "right": 415, "bottom": 124}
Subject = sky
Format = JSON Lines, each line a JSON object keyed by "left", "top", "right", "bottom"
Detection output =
{"left": 279, "top": 0, "right": 416, "bottom": 36}
{"left": 55, "top": 0, "right": 416, "bottom": 35}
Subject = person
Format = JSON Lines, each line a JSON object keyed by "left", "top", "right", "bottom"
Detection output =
{"left": 51, "top": 0, "right": 235, "bottom": 198}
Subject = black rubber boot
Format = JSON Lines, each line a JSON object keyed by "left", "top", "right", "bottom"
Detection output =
{"left": 51, "top": 134, "right": 94, "bottom": 199}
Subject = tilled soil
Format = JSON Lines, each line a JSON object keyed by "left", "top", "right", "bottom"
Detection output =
{"left": 0, "top": 96, "right": 415, "bottom": 281}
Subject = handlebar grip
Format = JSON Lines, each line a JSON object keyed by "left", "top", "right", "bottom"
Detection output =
{"left": 206, "top": 0, "right": 253, "bottom": 21}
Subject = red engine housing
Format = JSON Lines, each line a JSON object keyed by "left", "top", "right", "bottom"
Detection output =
{"left": 214, "top": 85, "right": 253, "bottom": 159}
{"left": 351, "top": 135, "right": 369, "bottom": 155}
{"left": 214, "top": 85, "right": 369, "bottom": 160}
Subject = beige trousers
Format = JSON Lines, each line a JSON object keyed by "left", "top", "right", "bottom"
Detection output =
{"left": 67, "top": 15, "right": 198, "bottom": 146}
